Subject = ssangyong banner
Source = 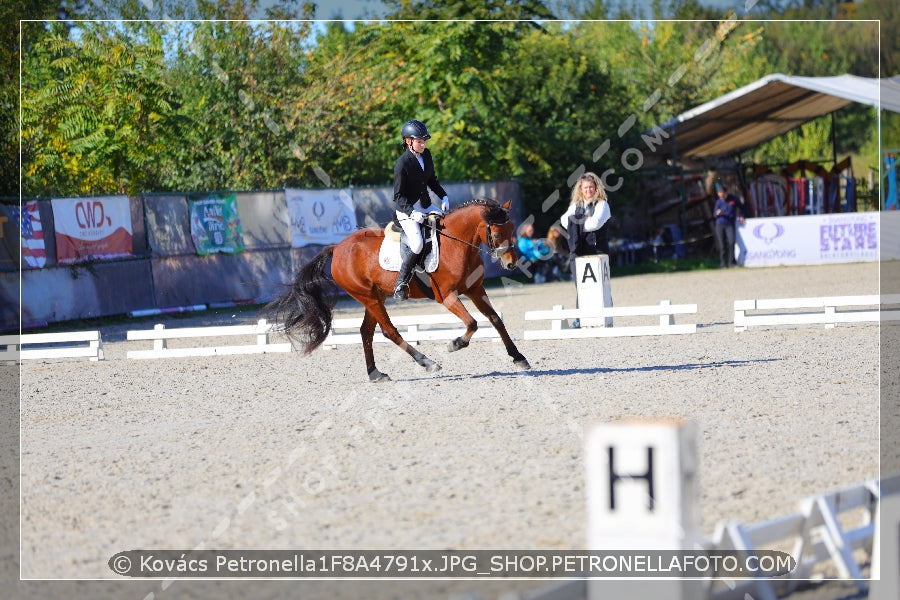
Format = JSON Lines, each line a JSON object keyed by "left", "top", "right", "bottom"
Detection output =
{"left": 51, "top": 195, "right": 133, "bottom": 265}
{"left": 286, "top": 188, "right": 358, "bottom": 248}
{"left": 736, "top": 212, "right": 879, "bottom": 267}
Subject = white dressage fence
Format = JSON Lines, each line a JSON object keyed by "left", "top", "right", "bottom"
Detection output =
{"left": 126, "top": 319, "right": 290, "bottom": 359}
{"left": 734, "top": 294, "right": 900, "bottom": 331}
{"left": 125, "top": 312, "right": 501, "bottom": 359}
{"left": 705, "top": 476, "right": 887, "bottom": 600}
{"left": 21, "top": 291, "right": 897, "bottom": 363}
{"left": 523, "top": 300, "right": 697, "bottom": 340}
{"left": 323, "top": 312, "right": 501, "bottom": 348}
{"left": 1, "top": 330, "right": 104, "bottom": 363}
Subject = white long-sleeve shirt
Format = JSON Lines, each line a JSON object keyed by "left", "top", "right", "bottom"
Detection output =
{"left": 560, "top": 201, "right": 610, "bottom": 232}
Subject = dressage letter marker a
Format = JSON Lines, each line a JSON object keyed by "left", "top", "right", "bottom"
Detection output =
{"left": 575, "top": 255, "right": 614, "bottom": 327}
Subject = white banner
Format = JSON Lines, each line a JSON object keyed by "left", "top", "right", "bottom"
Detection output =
{"left": 286, "top": 188, "right": 358, "bottom": 248}
{"left": 736, "top": 212, "right": 879, "bottom": 267}
{"left": 51, "top": 195, "right": 133, "bottom": 264}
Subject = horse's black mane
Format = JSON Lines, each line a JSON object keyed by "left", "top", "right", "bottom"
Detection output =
{"left": 447, "top": 197, "right": 508, "bottom": 224}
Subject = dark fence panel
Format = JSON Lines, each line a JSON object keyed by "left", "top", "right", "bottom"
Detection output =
{"left": 143, "top": 195, "right": 192, "bottom": 256}
{"left": 17, "top": 259, "right": 154, "bottom": 327}
{"left": 150, "top": 248, "right": 292, "bottom": 307}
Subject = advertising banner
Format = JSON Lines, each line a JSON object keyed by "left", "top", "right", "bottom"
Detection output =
{"left": 2, "top": 201, "right": 48, "bottom": 270}
{"left": 189, "top": 194, "right": 245, "bottom": 255}
{"left": 736, "top": 212, "right": 879, "bottom": 267}
{"left": 286, "top": 188, "right": 357, "bottom": 248}
{"left": 52, "top": 195, "right": 132, "bottom": 265}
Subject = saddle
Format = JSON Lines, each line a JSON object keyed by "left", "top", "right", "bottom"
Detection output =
{"left": 378, "top": 214, "right": 441, "bottom": 273}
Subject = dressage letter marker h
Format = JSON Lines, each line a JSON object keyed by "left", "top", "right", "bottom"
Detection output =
{"left": 607, "top": 446, "right": 654, "bottom": 511}
{"left": 586, "top": 419, "right": 698, "bottom": 549}
{"left": 587, "top": 419, "right": 701, "bottom": 600}
{"left": 575, "top": 255, "right": 613, "bottom": 326}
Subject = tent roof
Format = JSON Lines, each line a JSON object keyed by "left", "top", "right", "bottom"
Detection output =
{"left": 649, "top": 73, "right": 900, "bottom": 163}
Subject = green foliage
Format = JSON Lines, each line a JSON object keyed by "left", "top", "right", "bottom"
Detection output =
{"left": 14, "top": 0, "right": 898, "bottom": 219}
{"left": 22, "top": 21, "right": 186, "bottom": 195}
{"left": 159, "top": 17, "right": 317, "bottom": 191}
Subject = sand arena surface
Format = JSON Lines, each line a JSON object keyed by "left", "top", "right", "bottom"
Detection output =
{"left": 11, "top": 262, "right": 885, "bottom": 598}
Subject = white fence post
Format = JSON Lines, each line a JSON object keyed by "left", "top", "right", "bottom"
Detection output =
{"left": 153, "top": 323, "right": 167, "bottom": 352}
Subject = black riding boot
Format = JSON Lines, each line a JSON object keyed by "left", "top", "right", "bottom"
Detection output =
{"left": 394, "top": 242, "right": 420, "bottom": 300}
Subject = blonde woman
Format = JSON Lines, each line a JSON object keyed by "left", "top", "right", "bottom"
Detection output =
{"left": 559, "top": 172, "right": 612, "bottom": 328}
{"left": 560, "top": 172, "right": 611, "bottom": 256}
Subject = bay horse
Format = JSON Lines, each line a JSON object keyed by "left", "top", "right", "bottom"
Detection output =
{"left": 267, "top": 197, "right": 531, "bottom": 381}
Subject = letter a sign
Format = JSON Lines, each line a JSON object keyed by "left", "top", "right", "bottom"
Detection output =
{"left": 574, "top": 255, "right": 613, "bottom": 326}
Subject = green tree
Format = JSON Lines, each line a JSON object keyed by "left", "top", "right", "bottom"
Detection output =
{"left": 2, "top": 0, "right": 75, "bottom": 197}
{"left": 22, "top": 21, "right": 185, "bottom": 195}
{"left": 160, "top": 18, "right": 316, "bottom": 191}
{"left": 856, "top": 0, "right": 900, "bottom": 76}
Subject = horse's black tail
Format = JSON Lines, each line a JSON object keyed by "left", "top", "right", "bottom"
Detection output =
{"left": 265, "top": 246, "right": 338, "bottom": 354}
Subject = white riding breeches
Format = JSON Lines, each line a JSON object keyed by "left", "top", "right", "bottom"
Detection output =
{"left": 396, "top": 205, "right": 428, "bottom": 254}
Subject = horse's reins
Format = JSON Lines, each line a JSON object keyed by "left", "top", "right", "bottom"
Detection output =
{"left": 429, "top": 217, "right": 512, "bottom": 260}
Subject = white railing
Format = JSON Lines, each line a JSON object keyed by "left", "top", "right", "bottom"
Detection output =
{"left": 523, "top": 301, "right": 697, "bottom": 340}
{"left": 126, "top": 319, "right": 290, "bottom": 359}
{"left": 1, "top": 330, "right": 104, "bottom": 363}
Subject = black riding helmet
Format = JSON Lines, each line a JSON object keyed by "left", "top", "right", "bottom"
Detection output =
{"left": 401, "top": 119, "right": 431, "bottom": 141}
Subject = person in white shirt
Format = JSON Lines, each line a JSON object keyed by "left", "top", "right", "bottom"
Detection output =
{"left": 560, "top": 171, "right": 611, "bottom": 257}
{"left": 559, "top": 171, "right": 612, "bottom": 328}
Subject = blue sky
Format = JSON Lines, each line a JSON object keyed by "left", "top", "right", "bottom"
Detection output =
{"left": 309, "top": 0, "right": 390, "bottom": 20}
{"left": 307, "top": 0, "right": 752, "bottom": 20}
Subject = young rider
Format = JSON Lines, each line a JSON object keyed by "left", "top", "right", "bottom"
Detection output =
{"left": 392, "top": 119, "right": 450, "bottom": 300}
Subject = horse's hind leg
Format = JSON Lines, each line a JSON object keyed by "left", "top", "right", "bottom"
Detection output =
{"left": 360, "top": 309, "right": 390, "bottom": 382}
{"left": 359, "top": 298, "right": 441, "bottom": 377}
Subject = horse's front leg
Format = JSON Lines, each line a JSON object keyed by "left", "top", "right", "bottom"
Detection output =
{"left": 360, "top": 310, "right": 390, "bottom": 382}
{"left": 439, "top": 290, "right": 479, "bottom": 352}
{"left": 466, "top": 286, "right": 531, "bottom": 370}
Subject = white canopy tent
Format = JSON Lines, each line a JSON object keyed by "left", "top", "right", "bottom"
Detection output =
{"left": 648, "top": 73, "right": 900, "bottom": 165}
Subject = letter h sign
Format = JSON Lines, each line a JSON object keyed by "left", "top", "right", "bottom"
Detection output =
{"left": 607, "top": 445, "right": 654, "bottom": 511}
{"left": 586, "top": 419, "right": 699, "bottom": 550}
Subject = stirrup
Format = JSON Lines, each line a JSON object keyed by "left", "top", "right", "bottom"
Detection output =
{"left": 393, "top": 283, "right": 409, "bottom": 300}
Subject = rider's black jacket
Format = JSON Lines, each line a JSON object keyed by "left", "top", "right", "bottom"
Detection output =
{"left": 393, "top": 148, "right": 447, "bottom": 215}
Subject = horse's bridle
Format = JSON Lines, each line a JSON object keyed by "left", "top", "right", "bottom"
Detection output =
{"left": 432, "top": 214, "right": 512, "bottom": 261}
{"left": 484, "top": 220, "right": 512, "bottom": 260}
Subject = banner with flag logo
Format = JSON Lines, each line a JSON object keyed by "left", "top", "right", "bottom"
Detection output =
{"left": 286, "top": 188, "right": 357, "bottom": 248}
{"left": 0, "top": 201, "right": 47, "bottom": 270}
{"left": 52, "top": 195, "right": 133, "bottom": 265}
{"left": 188, "top": 193, "right": 245, "bottom": 255}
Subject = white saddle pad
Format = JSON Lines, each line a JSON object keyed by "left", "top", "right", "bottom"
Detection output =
{"left": 378, "top": 224, "right": 440, "bottom": 273}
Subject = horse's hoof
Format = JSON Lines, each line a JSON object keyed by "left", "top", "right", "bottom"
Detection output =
{"left": 368, "top": 370, "right": 391, "bottom": 382}
{"left": 447, "top": 337, "right": 469, "bottom": 353}
{"left": 514, "top": 358, "right": 531, "bottom": 370}
{"left": 424, "top": 361, "right": 442, "bottom": 373}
